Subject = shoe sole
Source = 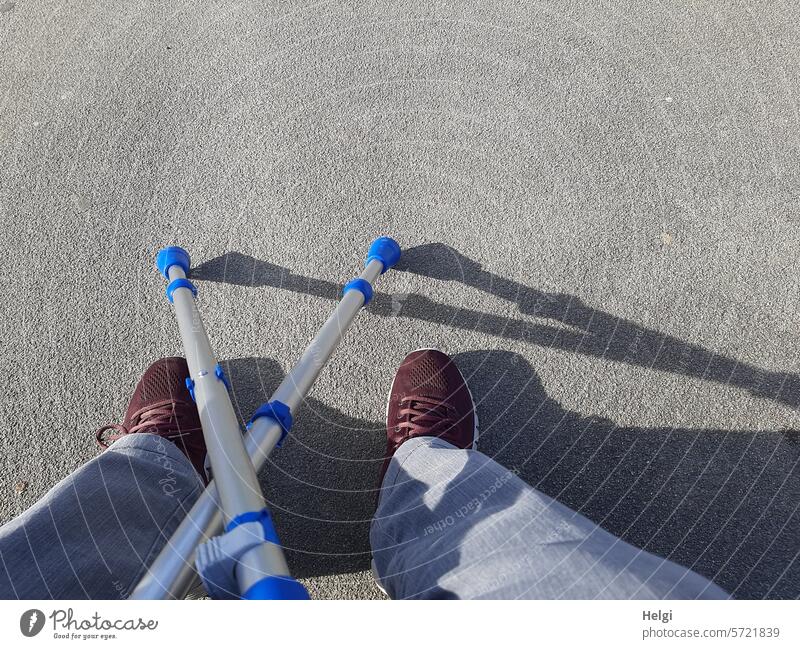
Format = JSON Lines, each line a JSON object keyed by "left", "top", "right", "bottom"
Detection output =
{"left": 373, "top": 348, "right": 479, "bottom": 597}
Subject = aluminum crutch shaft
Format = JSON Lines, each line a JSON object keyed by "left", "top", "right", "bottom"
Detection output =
{"left": 153, "top": 248, "right": 300, "bottom": 599}
{"left": 130, "top": 237, "right": 401, "bottom": 599}
{"left": 166, "top": 262, "right": 266, "bottom": 521}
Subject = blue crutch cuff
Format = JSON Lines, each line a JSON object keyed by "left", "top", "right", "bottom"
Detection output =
{"left": 247, "top": 400, "right": 293, "bottom": 448}
{"left": 166, "top": 278, "right": 197, "bottom": 302}
{"left": 343, "top": 278, "right": 373, "bottom": 306}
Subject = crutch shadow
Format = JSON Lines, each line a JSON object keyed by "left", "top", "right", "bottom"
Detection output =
{"left": 193, "top": 240, "right": 798, "bottom": 596}
{"left": 220, "top": 353, "right": 799, "bottom": 598}
{"left": 194, "top": 246, "right": 800, "bottom": 412}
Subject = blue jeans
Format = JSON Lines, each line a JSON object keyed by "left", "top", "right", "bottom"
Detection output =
{"left": 0, "top": 434, "right": 727, "bottom": 599}
{"left": 372, "top": 437, "right": 727, "bottom": 599}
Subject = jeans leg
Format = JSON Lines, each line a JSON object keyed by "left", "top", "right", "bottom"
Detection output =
{"left": 0, "top": 433, "right": 203, "bottom": 599}
{"left": 370, "top": 437, "right": 729, "bottom": 600}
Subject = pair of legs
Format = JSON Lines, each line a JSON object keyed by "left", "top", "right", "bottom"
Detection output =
{"left": 0, "top": 353, "right": 728, "bottom": 599}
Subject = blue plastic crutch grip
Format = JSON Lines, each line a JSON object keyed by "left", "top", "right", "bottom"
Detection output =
{"left": 365, "top": 237, "right": 401, "bottom": 274}
{"left": 156, "top": 246, "right": 191, "bottom": 279}
{"left": 242, "top": 575, "right": 310, "bottom": 600}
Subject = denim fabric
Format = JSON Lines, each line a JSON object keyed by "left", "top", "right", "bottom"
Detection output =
{"left": 0, "top": 434, "right": 728, "bottom": 599}
{"left": 0, "top": 434, "right": 203, "bottom": 599}
{"left": 371, "top": 437, "right": 728, "bottom": 600}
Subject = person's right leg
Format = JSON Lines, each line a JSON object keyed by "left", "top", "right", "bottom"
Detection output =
{"left": 0, "top": 357, "right": 207, "bottom": 599}
{"left": 370, "top": 349, "right": 728, "bottom": 600}
{"left": 0, "top": 433, "right": 202, "bottom": 599}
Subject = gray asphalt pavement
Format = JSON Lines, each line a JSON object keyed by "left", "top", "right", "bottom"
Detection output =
{"left": 1, "top": 1, "right": 799, "bottom": 599}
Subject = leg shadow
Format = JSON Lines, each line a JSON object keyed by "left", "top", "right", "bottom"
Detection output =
{"left": 221, "top": 357, "right": 384, "bottom": 579}
{"left": 220, "top": 352, "right": 798, "bottom": 598}
{"left": 193, "top": 246, "right": 799, "bottom": 411}
{"left": 453, "top": 350, "right": 800, "bottom": 599}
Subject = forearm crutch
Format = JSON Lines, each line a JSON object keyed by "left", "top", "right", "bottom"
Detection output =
{"left": 130, "top": 237, "right": 401, "bottom": 600}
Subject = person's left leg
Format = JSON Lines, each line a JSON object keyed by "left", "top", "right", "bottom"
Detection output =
{"left": 0, "top": 357, "right": 207, "bottom": 599}
{"left": 370, "top": 349, "right": 729, "bottom": 600}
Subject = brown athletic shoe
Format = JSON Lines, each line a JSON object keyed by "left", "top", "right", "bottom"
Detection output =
{"left": 379, "top": 349, "right": 478, "bottom": 485}
{"left": 96, "top": 357, "right": 207, "bottom": 482}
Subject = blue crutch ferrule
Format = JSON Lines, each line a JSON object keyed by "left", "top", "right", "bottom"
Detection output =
{"left": 343, "top": 278, "right": 373, "bottom": 306}
{"left": 365, "top": 237, "right": 401, "bottom": 274}
{"left": 247, "top": 400, "right": 293, "bottom": 448}
{"left": 242, "top": 575, "right": 310, "bottom": 600}
{"left": 156, "top": 246, "right": 191, "bottom": 279}
{"left": 166, "top": 278, "right": 197, "bottom": 303}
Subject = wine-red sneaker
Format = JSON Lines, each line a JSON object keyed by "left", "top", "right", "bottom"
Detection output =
{"left": 95, "top": 357, "right": 207, "bottom": 482}
{"left": 379, "top": 348, "right": 478, "bottom": 486}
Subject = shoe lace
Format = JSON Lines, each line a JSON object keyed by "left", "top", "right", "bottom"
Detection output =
{"left": 95, "top": 399, "right": 196, "bottom": 449}
{"left": 396, "top": 395, "right": 456, "bottom": 436}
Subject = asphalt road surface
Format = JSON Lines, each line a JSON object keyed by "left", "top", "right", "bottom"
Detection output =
{"left": 1, "top": 1, "right": 798, "bottom": 599}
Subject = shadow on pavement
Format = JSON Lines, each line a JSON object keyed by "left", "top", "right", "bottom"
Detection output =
{"left": 195, "top": 245, "right": 799, "bottom": 411}
{"left": 455, "top": 350, "right": 799, "bottom": 600}
{"left": 222, "top": 357, "right": 383, "bottom": 579}
{"left": 221, "top": 352, "right": 799, "bottom": 598}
